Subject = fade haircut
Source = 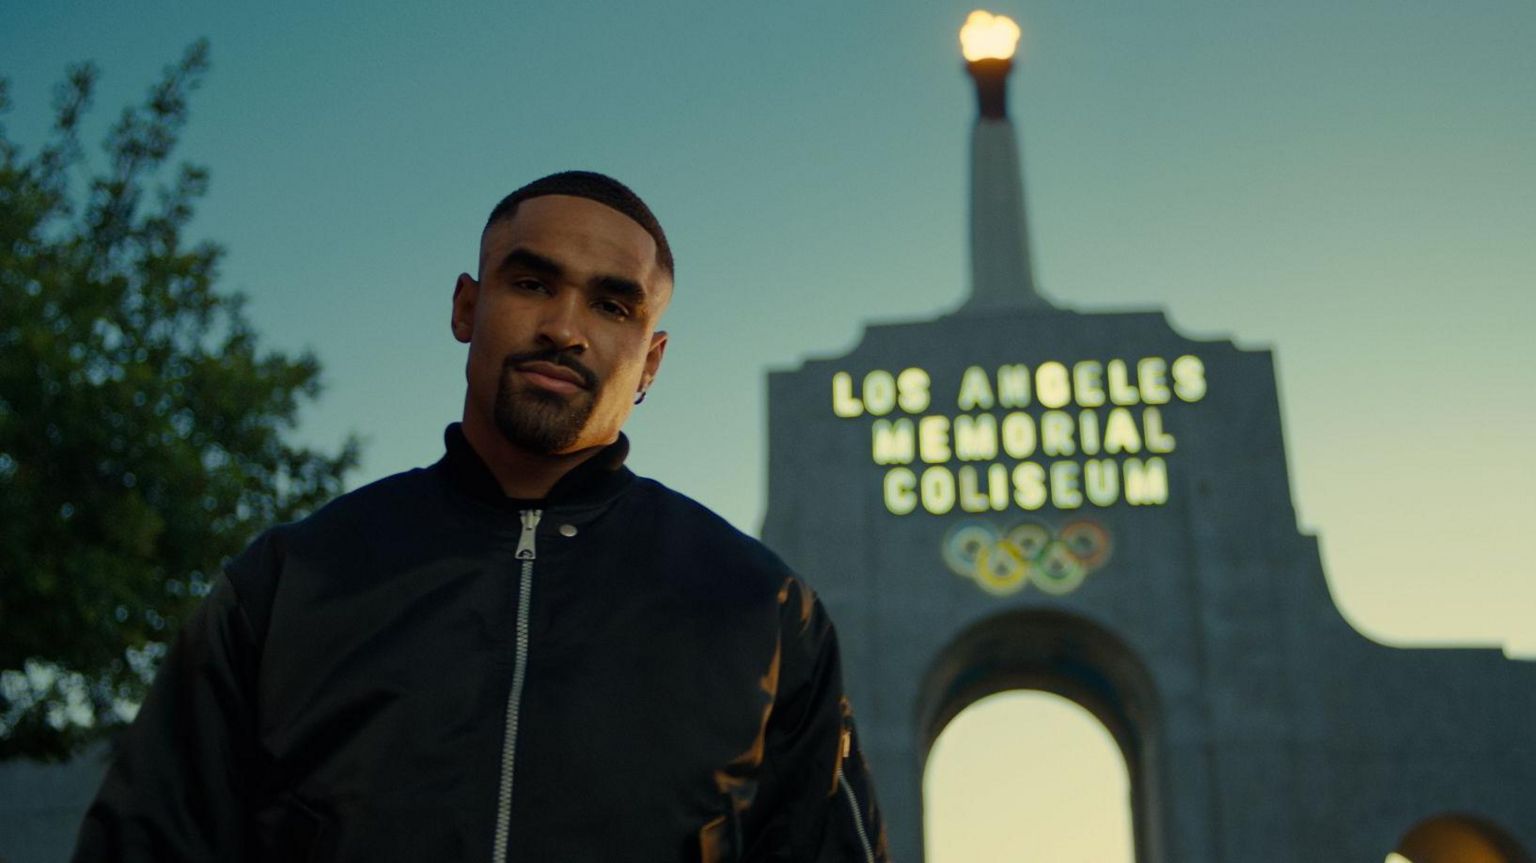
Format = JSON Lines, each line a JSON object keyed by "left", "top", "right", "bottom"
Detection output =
{"left": 483, "top": 170, "right": 674, "bottom": 278}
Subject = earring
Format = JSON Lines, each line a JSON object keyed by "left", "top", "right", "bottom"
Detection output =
{"left": 634, "top": 389, "right": 648, "bottom": 405}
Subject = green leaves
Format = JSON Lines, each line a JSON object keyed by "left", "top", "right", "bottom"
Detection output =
{"left": 0, "top": 40, "right": 358, "bottom": 762}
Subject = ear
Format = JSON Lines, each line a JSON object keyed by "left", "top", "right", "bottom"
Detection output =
{"left": 451, "top": 273, "right": 478, "bottom": 344}
{"left": 641, "top": 330, "right": 669, "bottom": 392}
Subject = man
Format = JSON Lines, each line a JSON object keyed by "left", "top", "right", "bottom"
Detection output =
{"left": 72, "top": 171, "right": 888, "bottom": 862}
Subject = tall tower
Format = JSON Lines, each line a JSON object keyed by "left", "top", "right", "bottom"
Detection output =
{"left": 761, "top": 10, "right": 1536, "bottom": 863}
{"left": 960, "top": 11, "right": 1051, "bottom": 312}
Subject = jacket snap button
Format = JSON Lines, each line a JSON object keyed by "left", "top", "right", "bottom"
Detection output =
{"left": 558, "top": 523, "right": 578, "bottom": 537}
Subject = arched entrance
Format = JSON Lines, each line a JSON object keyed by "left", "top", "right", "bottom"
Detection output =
{"left": 915, "top": 609, "right": 1164, "bottom": 863}
{"left": 764, "top": 302, "right": 1536, "bottom": 860}
{"left": 924, "top": 689, "right": 1134, "bottom": 861}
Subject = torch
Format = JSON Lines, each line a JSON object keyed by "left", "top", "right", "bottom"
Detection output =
{"left": 961, "top": 10, "right": 1022, "bottom": 119}
{"left": 959, "top": 10, "right": 1051, "bottom": 311}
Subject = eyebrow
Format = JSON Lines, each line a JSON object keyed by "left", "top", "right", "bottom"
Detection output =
{"left": 496, "top": 248, "right": 564, "bottom": 280}
{"left": 495, "top": 247, "right": 649, "bottom": 307}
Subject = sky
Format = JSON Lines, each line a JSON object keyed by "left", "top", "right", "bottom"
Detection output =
{"left": 4, "top": 1, "right": 1533, "bottom": 859}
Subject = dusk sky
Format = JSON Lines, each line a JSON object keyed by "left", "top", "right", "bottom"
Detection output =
{"left": 5, "top": 2, "right": 1532, "bottom": 858}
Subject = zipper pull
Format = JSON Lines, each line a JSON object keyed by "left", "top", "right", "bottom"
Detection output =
{"left": 516, "top": 509, "right": 542, "bottom": 560}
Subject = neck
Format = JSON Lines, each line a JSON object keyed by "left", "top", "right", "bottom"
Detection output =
{"left": 459, "top": 408, "right": 608, "bottom": 500}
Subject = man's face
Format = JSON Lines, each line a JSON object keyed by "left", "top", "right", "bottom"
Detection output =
{"left": 452, "top": 195, "right": 671, "bottom": 456}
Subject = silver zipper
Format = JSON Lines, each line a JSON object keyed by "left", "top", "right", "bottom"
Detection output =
{"left": 492, "top": 509, "right": 541, "bottom": 863}
{"left": 838, "top": 768, "right": 876, "bottom": 863}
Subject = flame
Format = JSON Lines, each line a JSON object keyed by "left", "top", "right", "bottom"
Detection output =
{"left": 960, "top": 10, "right": 1021, "bottom": 62}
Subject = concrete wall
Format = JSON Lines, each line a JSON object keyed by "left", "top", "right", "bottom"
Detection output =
{"left": 762, "top": 306, "right": 1536, "bottom": 863}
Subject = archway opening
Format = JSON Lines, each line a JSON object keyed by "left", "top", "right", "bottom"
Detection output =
{"left": 916, "top": 609, "right": 1164, "bottom": 862}
{"left": 924, "top": 688, "right": 1134, "bottom": 862}
{"left": 1389, "top": 814, "right": 1533, "bottom": 863}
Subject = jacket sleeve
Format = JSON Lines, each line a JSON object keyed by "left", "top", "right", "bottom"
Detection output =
{"left": 741, "top": 577, "right": 890, "bottom": 862}
{"left": 71, "top": 542, "right": 270, "bottom": 862}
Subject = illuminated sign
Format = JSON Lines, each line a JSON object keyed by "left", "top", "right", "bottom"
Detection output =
{"left": 943, "top": 518, "right": 1112, "bottom": 595}
{"left": 831, "top": 355, "right": 1207, "bottom": 515}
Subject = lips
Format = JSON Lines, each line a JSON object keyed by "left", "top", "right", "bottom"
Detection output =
{"left": 514, "top": 360, "right": 591, "bottom": 394}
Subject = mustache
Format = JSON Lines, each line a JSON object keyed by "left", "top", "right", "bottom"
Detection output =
{"left": 501, "top": 348, "right": 599, "bottom": 390}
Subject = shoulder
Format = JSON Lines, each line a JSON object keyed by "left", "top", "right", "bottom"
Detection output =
{"left": 252, "top": 465, "right": 448, "bottom": 561}
{"left": 628, "top": 476, "right": 794, "bottom": 579}
{"left": 616, "top": 478, "right": 835, "bottom": 648}
{"left": 620, "top": 477, "right": 824, "bottom": 616}
{"left": 289, "top": 466, "right": 441, "bottom": 539}
{"left": 221, "top": 466, "right": 442, "bottom": 638}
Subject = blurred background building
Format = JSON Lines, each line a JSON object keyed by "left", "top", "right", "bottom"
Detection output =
{"left": 761, "top": 11, "right": 1536, "bottom": 863}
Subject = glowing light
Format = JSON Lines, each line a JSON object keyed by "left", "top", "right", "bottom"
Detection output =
{"left": 960, "top": 10, "right": 1022, "bottom": 62}
{"left": 1385, "top": 854, "right": 1414, "bottom": 863}
{"left": 837, "top": 355, "right": 1202, "bottom": 514}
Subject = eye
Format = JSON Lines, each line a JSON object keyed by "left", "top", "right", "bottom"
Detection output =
{"left": 594, "top": 299, "right": 630, "bottom": 319}
{"left": 511, "top": 278, "right": 550, "bottom": 295}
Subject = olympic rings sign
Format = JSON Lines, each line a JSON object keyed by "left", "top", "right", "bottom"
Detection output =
{"left": 942, "top": 519, "right": 1113, "bottom": 596}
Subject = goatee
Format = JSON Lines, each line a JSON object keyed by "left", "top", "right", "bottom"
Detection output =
{"left": 492, "top": 351, "right": 598, "bottom": 454}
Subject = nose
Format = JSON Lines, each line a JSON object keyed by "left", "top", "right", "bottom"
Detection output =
{"left": 535, "top": 290, "right": 588, "bottom": 353}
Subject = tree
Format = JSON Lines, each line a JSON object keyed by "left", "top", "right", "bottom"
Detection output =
{"left": 0, "top": 41, "right": 359, "bottom": 761}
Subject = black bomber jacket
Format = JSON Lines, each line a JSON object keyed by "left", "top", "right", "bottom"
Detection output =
{"left": 73, "top": 425, "right": 889, "bottom": 862}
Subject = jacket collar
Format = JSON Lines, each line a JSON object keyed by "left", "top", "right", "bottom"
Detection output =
{"left": 437, "top": 422, "right": 634, "bottom": 512}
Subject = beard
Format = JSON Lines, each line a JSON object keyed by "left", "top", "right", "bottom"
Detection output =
{"left": 491, "top": 352, "right": 598, "bottom": 454}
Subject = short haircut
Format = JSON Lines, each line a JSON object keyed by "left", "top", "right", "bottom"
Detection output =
{"left": 484, "top": 171, "right": 674, "bottom": 278}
